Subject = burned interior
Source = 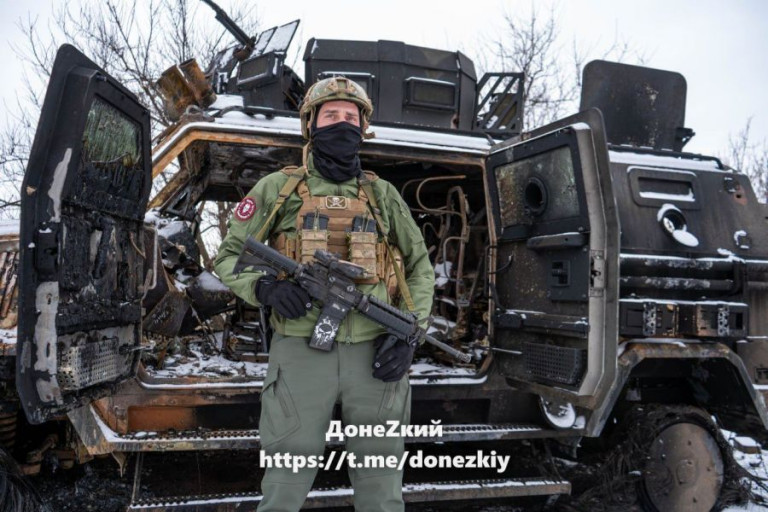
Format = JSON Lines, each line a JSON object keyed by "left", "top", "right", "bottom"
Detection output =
{"left": 132, "top": 26, "right": 519, "bottom": 390}
{"left": 142, "top": 135, "right": 492, "bottom": 385}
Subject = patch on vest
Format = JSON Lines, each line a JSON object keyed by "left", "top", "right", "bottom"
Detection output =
{"left": 325, "top": 196, "right": 348, "bottom": 209}
{"left": 234, "top": 197, "right": 258, "bottom": 221}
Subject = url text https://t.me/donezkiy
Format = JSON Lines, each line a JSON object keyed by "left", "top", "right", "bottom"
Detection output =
{"left": 259, "top": 420, "right": 511, "bottom": 474}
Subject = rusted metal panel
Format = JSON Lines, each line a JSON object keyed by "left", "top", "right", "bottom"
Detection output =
{"left": 148, "top": 126, "right": 487, "bottom": 209}
{"left": 156, "top": 59, "right": 216, "bottom": 122}
{"left": 127, "top": 406, "right": 197, "bottom": 432}
{"left": 71, "top": 397, "right": 572, "bottom": 454}
{"left": 0, "top": 236, "right": 19, "bottom": 330}
{"left": 152, "top": 130, "right": 302, "bottom": 180}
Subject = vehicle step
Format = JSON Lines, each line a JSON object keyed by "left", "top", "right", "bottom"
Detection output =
{"left": 70, "top": 405, "right": 573, "bottom": 453}
{"left": 127, "top": 477, "right": 571, "bottom": 510}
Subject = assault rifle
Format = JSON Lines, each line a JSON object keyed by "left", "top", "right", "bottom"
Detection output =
{"left": 233, "top": 237, "right": 472, "bottom": 363}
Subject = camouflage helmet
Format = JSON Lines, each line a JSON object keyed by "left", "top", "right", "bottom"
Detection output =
{"left": 299, "top": 76, "right": 373, "bottom": 139}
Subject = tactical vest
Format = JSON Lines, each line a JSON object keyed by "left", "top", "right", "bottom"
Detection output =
{"left": 270, "top": 168, "right": 404, "bottom": 296}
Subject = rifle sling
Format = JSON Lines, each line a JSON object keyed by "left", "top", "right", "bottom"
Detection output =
{"left": 253, "top": 166, "right": 307, "bottom": 242}
{"left": 358, "top": 176, "right": 416, "bottom": 313}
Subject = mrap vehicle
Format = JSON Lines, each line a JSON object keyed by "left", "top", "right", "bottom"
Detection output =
{"left": 4, "top": 12, "right": 768, "bottom": 512}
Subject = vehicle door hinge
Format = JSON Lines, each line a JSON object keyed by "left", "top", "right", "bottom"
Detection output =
{"left": 35, "top": 223, "right": 60, "bottom": 280}
{"left": 589, "top": 250, "right": 605, "bottom": 297}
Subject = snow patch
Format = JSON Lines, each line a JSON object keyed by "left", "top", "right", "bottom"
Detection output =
{"left": 195, "top": 271, "right": 230, "bottom": 292}
{"left": 48, "top": 148, "right": 72, "bottom": 222}
{"left": 434, "top": 261, "right": 453, "bottom": 287}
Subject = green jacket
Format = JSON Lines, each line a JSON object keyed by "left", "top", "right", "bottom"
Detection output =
{"left": 213, "top": 155, "right": 435, "bottom": 343}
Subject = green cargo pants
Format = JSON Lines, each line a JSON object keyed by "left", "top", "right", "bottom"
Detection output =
{"left": 256, "top": 333, "right": 412, "bottom": 512}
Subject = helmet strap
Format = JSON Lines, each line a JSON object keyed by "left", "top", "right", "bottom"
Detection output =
{"left": 302, "top": 142, "right": 311, "bottom": 168}
{"left": 304, "top": 107, "right": 316, "bottom": 139}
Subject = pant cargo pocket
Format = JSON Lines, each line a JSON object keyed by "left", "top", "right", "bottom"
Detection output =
{"left": 377, "top": 377, "right": 408, "bottom": 424}
{"left": 259, "top": 363, "right": 301, "bottom": 448}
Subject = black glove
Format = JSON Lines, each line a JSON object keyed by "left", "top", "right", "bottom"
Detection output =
{"left": 372, "top": 334, "right": 416, "bottom": 382}
{"left": 255, "top": 275, "right": 311, "bottom": 319}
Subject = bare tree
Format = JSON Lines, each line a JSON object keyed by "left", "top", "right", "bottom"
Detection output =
{"left": 0, "top": 104, "right": 33, "bottom": 218}
{"left": 484, "top": 4, "right": 647, "bottom": 130}
{"left": 1, "top": 0, "right": 259, "bottom": 270}
{"left": 487, "top": 5, "right": 768, "bottom": 203}
{"left": 1, "top": 0, "right": 259, "bottom": 224}
{"left": 722, "top": 118, "right": 768, "bottom": 203}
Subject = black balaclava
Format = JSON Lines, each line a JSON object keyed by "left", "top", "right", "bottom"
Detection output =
{"left": 310, "top": 118, "right": 363, "bottom": 182}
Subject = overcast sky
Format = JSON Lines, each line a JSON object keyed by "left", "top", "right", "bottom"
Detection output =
{"left": 1, "top": 0, "right": 767, "bottom": 157}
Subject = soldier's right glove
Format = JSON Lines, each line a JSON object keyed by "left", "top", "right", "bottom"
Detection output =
{"left": 255, "top": 275, "right": 312, "bottom": 319}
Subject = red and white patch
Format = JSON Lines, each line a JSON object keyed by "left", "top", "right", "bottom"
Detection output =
{"left": 234, "top": 197, "right": 257, "bottom": 221}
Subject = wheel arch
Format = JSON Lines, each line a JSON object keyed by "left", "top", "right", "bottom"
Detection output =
{"left": 585, "top": 342, "right": 768, "bottom": 437}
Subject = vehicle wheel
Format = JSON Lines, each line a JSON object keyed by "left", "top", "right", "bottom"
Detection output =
{"left": 0, "top": 447, "right": 47, "bottom": 512}
{"left": 615, "top": 404, "right": 750, "bottom": 512}
{"left": 638, "top": 408, "right": 724, "bottom": 512}
{"left": 560, "top": 404, "right": 751, "bottom": 512}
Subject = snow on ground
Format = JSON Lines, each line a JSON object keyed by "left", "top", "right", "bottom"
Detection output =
{"left": 145, "top": 352, "right": 267, "bottom": 379}
{"left": 145, "top": 352, "right": 473, "bottom": 380}
{"left": 409, "top": 357, "right": 476, "bottom": 377}
{"left": 723, "top": 429, "right": 768, "bottom": 511}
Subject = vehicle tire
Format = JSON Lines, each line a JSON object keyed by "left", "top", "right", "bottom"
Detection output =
{"left": 624, "top": 405, "right": 746, "bottom": 512}
{"left": 0, "top": 447, "right": 47, "bottom": 512}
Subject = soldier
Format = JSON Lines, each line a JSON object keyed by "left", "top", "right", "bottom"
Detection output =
{"left": 214, "top": 76, "right": 435, "bottom": 512}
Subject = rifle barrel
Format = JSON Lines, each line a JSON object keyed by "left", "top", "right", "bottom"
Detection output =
{"left": 423, "top": 333, "right": 472, "bottom": 363}
{"left": 199, "top": 0, "right": 253, "bottom": 48}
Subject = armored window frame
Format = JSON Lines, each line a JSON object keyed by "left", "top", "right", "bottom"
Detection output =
{"left": 403, "top": 77, "right": 457, "bottom": 111}
{"left": 486, "top": 127, "right": 590, "bottom": 242}
{"left": 238, "top": 52, "right": 279, "bottom": 88}
{"left": 628, "top": 166, "right": 702, "bottom": 211}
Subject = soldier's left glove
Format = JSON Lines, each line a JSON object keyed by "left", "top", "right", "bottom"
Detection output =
{"left": 372, "top": 334, "right": 416, "bottom": 382}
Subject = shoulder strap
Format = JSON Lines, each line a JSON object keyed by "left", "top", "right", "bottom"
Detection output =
{"left": 358, "top": 174, "right": 416, "bottom": 313}
{"left": 254, "top": 166, "right": 307, "bottom": 242}
{"left": 280, "top": 165, "right": 301, "bottom": 176}
{"left": 296, "top": 180, "right": 312, "bottom": 201}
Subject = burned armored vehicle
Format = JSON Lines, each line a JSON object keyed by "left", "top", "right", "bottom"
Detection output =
{"left": 3, "top": 8, "right": 768, "bottom": 511}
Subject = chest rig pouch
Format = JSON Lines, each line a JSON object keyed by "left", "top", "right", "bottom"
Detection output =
{"left": 271, "top": 169, "right": 403, "bottom": 294}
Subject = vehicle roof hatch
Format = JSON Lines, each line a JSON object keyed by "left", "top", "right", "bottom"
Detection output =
{"left": 580, "top": 60, "right": 694, "bottom": 151}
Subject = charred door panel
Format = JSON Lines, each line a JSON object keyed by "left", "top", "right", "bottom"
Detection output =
{"left": 18, "top": 45, "right": 151, "bottom": 423}
{"left": 486, "top": 109, "right": 619, "bottom": 399}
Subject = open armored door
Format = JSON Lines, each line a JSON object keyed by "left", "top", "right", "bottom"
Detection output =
{"left": 485, "top": 109, "right": 619, "bottom": 400}
{"left": 18, "top": 45, "right": 151, "bottom": 423}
